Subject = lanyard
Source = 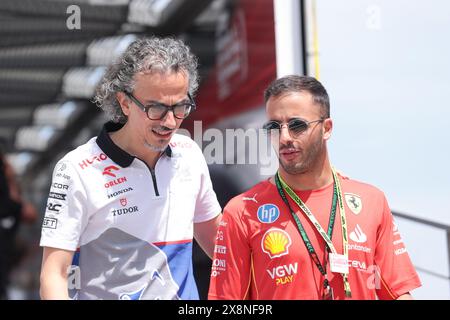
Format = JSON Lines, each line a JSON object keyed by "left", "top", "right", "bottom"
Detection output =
{"left": 274, "top": 168, "right": 352, "bottom": 298}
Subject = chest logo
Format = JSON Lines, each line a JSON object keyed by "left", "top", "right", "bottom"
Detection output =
{"left": 349, "top": 224, "right": 367, "bottom": 243}
{"left": 257, "top": 204, "right": 280, "bottom": 223}
{"left": 261, "top": 228, "right": 292, "bottom": 259}
{"left": 103, "top": 165, "right": 120, "bottom": 177}
{"left": 243, "top": 193, "right": 258, "bottom": 203}
{"left": 345, "top": 193, "right": 362, "bottom": 215}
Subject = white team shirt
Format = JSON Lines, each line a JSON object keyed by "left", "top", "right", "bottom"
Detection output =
{"left": 40, "top": 122, "right": 221, "bottom": 300}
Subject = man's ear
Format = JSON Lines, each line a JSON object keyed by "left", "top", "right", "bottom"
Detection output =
{"left": 323, "top": 118, "right": 333, "bottom": 140}
{"left": 116, "top": 92, "right": 131, "bottom": 116}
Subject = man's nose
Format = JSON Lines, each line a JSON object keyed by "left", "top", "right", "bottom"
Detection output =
{"left": 160, "top": 109, "right": 177, "bottom": 128}
{"left": 278, "top": 125, "right": 292, "bottom": 145}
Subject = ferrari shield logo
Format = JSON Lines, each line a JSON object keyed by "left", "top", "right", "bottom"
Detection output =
{"left": 344, "top": 193, "right": 362, "bottom": 215}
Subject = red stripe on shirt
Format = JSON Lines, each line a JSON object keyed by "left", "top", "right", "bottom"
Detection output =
{"left": 152, "top": 239, "right": 192, "bottom": 246}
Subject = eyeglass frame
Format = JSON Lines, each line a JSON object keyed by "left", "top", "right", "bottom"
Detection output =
{"left": 262, "top": 117, "right": 326, "bottom": 138}
{"left": 124, "top": 91, "right": 196, "bottom": 120}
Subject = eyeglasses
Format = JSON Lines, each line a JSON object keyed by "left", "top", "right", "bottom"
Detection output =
{"left": 125, "top": 92, "right": 196, "bottom": 120}
{"left": 263, "top": 118, "right": 325, "bottom": 138}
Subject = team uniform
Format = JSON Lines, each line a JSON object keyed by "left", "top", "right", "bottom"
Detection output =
{"left": 40, "top": 122, "right": 221, "bottom": 300}
{"left": 208, "top": 176, "right": 421, "bottom": 300}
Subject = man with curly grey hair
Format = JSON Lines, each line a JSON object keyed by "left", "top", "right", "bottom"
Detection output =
{"left": 39, "top": 37, "right": 222, "bottom": 300}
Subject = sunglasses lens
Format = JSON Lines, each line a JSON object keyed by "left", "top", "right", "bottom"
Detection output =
{"left": 263, "top": 122, "right": 280, "bottom": 133}
{"left": 288, "top": 119, "right": 308, "bottom": 136}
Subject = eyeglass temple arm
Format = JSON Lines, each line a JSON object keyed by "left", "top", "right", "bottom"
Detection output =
{"left": 187, "top": 92, "right": 197, "bottom": 110}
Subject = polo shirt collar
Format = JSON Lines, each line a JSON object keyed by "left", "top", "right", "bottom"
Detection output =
{"left": 96, "top": 121, "right": 172, "bottom": 167}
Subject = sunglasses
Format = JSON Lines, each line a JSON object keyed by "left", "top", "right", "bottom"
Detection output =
{"left": 263, "top": 118, "right": 325, "bottom": 138}
{"left": 125, "top": 92, "right": 196, "bottom": 120}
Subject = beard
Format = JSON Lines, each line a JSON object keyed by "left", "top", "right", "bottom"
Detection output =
{"left": 144, "top": 125, "right": 174, "bottom": 152}
{"left": 144, "top": 141, "right": 166, "bottom": 152}
{"left": 278, "top": 133, "right": 324, "bottom": 175}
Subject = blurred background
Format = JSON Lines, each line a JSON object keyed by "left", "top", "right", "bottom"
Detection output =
{"left": 0, "top": 0, "right": 449, "bottom": 300}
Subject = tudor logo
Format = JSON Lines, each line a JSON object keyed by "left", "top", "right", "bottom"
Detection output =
{"left": 103, "top": 165, "right": 120, "bottom": 177}
{"left": 345, "top": 193, "right": 362, "bottom": 215}
{"left": 112, "top": 206, "right": 139, "bottom": 217}
{"left": 120, "top": 198, "right": 127, "bottom": 207}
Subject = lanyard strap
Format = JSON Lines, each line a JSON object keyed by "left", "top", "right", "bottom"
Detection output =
{"left": 331, "top": 168, "right": 352, "bottom": 297}
{"left": 275, "top": 168, "right": 352, "bottom": 297}
{"left": 274, "top": 172, "right": 336, "bottom": 275}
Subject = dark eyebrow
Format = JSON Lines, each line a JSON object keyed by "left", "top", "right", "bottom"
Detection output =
{"left": 288, "top": 117, "right": 306, "bottom": 122}
{"left": 266, "top": 117, "right": 305, "bottom": 123}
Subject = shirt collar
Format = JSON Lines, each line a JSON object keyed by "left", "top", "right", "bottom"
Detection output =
{"left": 95, "top": 121, "right": 172, "bottom": 167}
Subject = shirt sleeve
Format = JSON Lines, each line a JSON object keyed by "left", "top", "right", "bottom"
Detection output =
{"left": 39, "top": 160, "right": 88, "bottom": 251}
{"left": 208, "top": 199, "right": 252, "bottom": 300}
{"left": 192, "top": 143, "right": 221, "bottom": 223}
{"left": 374, "top": 194, "right": 422, "bottom": 299}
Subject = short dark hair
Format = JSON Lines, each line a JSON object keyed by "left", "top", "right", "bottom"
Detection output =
{"left": 264, "top": 75, "right": 330, "bottom": 118}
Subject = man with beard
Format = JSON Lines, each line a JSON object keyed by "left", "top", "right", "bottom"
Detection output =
{"left": 40, "top": 37, "right": 221, "bottom": 300}
{"left": 208, "top": 75, "right": 421, "bottom": 300}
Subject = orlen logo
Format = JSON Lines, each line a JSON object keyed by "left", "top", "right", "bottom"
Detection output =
{"left": 120, "top": 198, "right": 127, "bottom": 206}
{"left": 261, "top": 228, "right": 292, "bottom": 259}
{"left": 104, "top": 177, "right": 127, "bottom": 188}
{"left": 103, "top": 165, "right": 120, "bottom": 177}
{"left": 79, "top": 153, "right": 108, "bottom": 170}
{"left": 257, "top": 204, "right": 280, "bottom": 223}
{"left": 267, "top": 263, "right": 298, "bottom": 286}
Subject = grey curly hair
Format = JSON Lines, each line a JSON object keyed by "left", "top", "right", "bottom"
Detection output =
{"left": 93, "top": 37, "right": 199, "bottom": 123}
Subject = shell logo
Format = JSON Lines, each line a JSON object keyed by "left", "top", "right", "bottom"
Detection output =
{"left": 261, "top": 228, "right": 292, "bottom": 259}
